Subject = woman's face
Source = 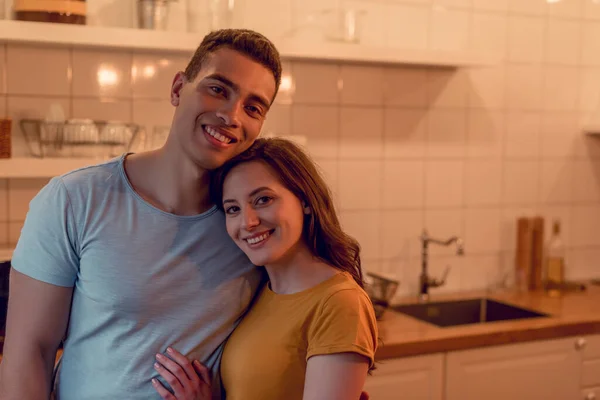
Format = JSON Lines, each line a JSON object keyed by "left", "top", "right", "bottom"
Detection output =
{"left": 222, "top": 161, "right": 307, "bottom": 266}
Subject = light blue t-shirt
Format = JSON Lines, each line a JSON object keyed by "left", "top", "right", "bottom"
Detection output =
{"left": 11, "top": 154, "right": 262, "bottom": 400}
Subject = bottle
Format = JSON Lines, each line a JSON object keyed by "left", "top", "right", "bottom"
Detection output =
{"left": 543, "top": 220, "right": 565, "bottom": 297}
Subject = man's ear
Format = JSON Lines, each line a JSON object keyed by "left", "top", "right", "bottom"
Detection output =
{"left": 171, "top": 71, "right": 187, "bottom": 107}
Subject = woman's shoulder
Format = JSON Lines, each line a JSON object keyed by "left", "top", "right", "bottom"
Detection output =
{"left": 317, "top": 272, "right": 374, "bottom": 311}
{"left": 306, "top": 272, "right": 379, "bottom": 362}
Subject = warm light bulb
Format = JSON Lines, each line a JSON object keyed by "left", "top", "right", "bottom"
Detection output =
{"left": 97, "top": 65, "right": 119, "bottom": 87}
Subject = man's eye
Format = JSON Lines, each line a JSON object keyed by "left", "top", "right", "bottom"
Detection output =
{"left": 210, "top": 86, "right": 224, "bottom": 95}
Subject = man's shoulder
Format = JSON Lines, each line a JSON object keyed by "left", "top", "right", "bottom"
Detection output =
{"left": 59, "top": 155, "right": 123, "bottom": 189}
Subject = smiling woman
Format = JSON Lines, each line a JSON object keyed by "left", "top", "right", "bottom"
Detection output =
{"left": 200, "top": 137, "right": 379, "bottom": 400}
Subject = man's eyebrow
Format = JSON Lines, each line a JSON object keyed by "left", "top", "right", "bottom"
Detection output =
{"left": 204, "top": 73, "right": 271, "bottom": 111}
{"left": 204, "top": 73, "right": 238, "bottom": 91}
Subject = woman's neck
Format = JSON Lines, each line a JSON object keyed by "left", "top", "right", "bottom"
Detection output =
{"left": 265, "top": 244, "right": 339, "bottom": 294}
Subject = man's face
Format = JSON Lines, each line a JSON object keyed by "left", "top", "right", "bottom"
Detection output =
{"left": 169, "top": 47, "right": 277, "bottom": 170}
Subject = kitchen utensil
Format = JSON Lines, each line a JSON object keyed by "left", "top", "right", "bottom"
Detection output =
{"left": 137, "top": 0, "right": 173, "bottom": 30}
{"left": 321, "top": 8, "right": 366, "bottom": 43}
{"left": 530, "top": 216, "right": 545, "bottom": 291}
{"left": 20, "top": 118, "right": 139, "bottom": 158}
{"left": 208, "top": 0, "right": 235, "bottom": 31}
{"left": 186, "top": 0, "right": 202, "bottom": 32}
{"left": 364, "top": 272, "right": 399, "bottom": 320}
{"left": 0, "top": 118, "right": 11, "bottom": 159}
{"left": 147, "top": 125, "right": 170, "bottom": 150}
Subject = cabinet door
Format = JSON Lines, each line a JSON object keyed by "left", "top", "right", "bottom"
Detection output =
{"left": 446, "top": 337, "right": 583, "bottom": 400}
{"left": 364, "top": 354, "right": 443, "bottom": 400}
{"left": 583, "top": 335, "right": 600, "bottom": 389}
{"left": 584, "top": 334, "right": 600, "bottom": 360}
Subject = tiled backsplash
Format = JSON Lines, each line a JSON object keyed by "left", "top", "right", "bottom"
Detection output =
{"left": 2, "top": 0, "right": 600, "bottom": 298}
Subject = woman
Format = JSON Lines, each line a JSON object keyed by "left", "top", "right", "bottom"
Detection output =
{"left": 153, "top": 138, "right": 378, "bottom": 400}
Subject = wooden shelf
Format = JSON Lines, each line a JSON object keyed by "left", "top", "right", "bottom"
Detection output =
{"left": 0, "top": 20, "right": 498, "bottom": 67}
{"left": 0, "top": 157, "right": 103, "bottom": 178}
{"left": 0, "top": 20, "right": 200, "bottom": 52}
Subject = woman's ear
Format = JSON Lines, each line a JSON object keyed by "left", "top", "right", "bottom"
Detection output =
{"left": 302, "top": 201, "right": 311, "bottom": 215}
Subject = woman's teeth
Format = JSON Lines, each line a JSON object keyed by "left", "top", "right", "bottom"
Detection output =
{"left": 206, "top": 126, "right": 232, "bottom": 144}
{"left": 247, "top": 231, "right": 271, "bottom": 245}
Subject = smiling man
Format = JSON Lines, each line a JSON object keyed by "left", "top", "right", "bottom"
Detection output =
{"left": 0, "top": 29, "right": 281, "bottom": 400}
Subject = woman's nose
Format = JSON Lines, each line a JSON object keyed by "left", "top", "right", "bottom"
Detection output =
{"left": 241, "top": 208, "right": 260, "bottom": 230}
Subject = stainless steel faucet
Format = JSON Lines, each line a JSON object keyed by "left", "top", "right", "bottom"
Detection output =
{"left": 419, "top": 229, "right": 464, "bottom": 302}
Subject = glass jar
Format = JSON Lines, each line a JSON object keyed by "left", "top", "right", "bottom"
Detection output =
{"left": 14, "top": 0, "right": 87, "bottom": 25}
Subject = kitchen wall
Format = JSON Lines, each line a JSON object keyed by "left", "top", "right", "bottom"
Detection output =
{"left": 2, "top": 0, "right": 600, "bottom": 298}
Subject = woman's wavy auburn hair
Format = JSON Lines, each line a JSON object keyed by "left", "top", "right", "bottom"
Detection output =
{"left": 211, "top": 137, "right": 364, "bottom": 288}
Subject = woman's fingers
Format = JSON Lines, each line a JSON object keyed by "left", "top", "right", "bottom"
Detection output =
{"left": 154, "top": 360, "right": 185, "bottom": 395}
{"left": 193, "top": 360, "right": 211, "bottom": 385}
{"left": 166, "top": 348, "right": 200, "bottom": 383}
{"left": 155, "top": 348, "right": 209, "bottom": 399}
{"left": 152, "top": 378, "right": 176, "bottom": 400}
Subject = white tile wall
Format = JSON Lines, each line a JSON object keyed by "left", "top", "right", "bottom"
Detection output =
{"left": 385, "top": 4, "right": 430, "bottom": 50}
{"left": 340, "top": 65, "right": 384, "bottom": 106}
{"left": 3, "top": 0, "right": 600, "bottom": 299}
{"left": 473, "top": 0, "right": 508, "bottom": 12}
{"left": 469, "top": 13, "right": 507, "bottom": 58}
{"left": 291, "top": 62, "right": 339, "bottom": 105}
{"left": 507, "top": 15, "right": 545, "bottom": 64}
{"left": 0, "top": 46, "right": 5, "bottom": 95}
{"left": 339, "top": 108, "right": 384, "bottom": 159}
{"left": 0, "top": 180, "right": 7, "bottom": 223}
{"left": 382, "top": 160, "right": 425, "bottom": 209}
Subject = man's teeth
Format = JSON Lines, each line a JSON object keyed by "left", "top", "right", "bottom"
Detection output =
{"left": 206, "top": 126, "right": 232, "bottom": 144}
{"left": 247, "top": 232, "right": 270, "bottom": 245}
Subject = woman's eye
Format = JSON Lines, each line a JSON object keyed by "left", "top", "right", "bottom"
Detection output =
{"left": 210, "top": 86, "right": 224, "bottom": 95}
{"left": 256, "top": 196, "right": 272, "bottom": 205}
{"left": 225, "top": 205, "right": 240, "bottom": 214}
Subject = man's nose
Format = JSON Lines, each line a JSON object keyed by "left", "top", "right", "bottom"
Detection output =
{"left": 216, "top": 99, "right": 242, "bottom": 128}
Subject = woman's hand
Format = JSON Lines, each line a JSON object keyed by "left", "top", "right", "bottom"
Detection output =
{"left": 152, "top": 347, "right": 212, "bottom": 400}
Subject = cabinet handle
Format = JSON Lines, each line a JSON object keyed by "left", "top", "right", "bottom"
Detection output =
{"left": 576, "top": 338, "right": 587, "bottom": 350}
{"left": 585, "top": 392, "right": 596, "bottom": 400}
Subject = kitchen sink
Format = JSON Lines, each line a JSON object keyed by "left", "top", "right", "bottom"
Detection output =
{"left": 391, "top": 297, "right": 548, "bottom": 328}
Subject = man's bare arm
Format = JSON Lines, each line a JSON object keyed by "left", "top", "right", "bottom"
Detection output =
{"left": 0, "top": 269, "right": 73, "bottom": 400}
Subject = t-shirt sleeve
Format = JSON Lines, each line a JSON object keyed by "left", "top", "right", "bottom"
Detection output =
{"left": 306, "top": 287, "right": 379, "bottom": 367}
{"left": 11, "top": 177, "right": 80, "bottom": 287}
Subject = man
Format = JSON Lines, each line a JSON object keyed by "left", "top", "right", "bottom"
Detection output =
{"left": 0, "top": 29, "right": 281, "bottom": 399}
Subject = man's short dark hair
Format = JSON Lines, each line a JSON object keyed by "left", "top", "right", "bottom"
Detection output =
{"left": 184, "top": 29, "right": 283, "bottom": 101}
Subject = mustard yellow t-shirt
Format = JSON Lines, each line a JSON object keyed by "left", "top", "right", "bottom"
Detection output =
{"left": 220, "top": 272, "right": 378, "bottom": 400}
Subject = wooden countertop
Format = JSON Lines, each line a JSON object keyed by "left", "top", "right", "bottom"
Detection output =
{"left": 375, "top": 283, "right": 600, "bottom": 360}
{"left": 3, "top": 286, "right": 599, "bottom": 364}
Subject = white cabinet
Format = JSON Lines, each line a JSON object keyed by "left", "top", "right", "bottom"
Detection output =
{"left": 370, "top": 334, "right": 599, "bottom": 400}
{"left": 445, "top": 337, "right": 584, "bottom": 400}
{"left": 582, "top": 335, "right": 600, "bottom": 399}
{"left": 364, "top": 354, "right": 443, "bottom": 400}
